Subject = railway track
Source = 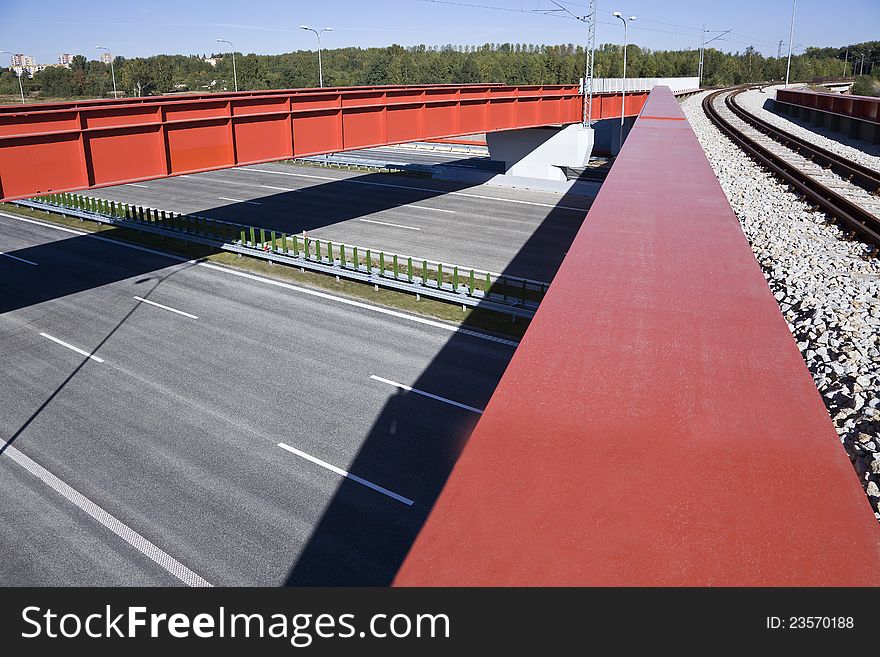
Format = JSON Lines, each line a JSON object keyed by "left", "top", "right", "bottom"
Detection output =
{"left": 702, "top": 87, "right": 880, "bottom": 249}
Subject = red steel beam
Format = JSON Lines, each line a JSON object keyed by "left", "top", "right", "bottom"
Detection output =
{"left": 776, "top": 88, "right": 880, "bottom": 125}
{"left": 393, "top": 86, "right": 880, "bottom": 586}
{"left": 0, "top": 84, "right": 648, "bottom": 201}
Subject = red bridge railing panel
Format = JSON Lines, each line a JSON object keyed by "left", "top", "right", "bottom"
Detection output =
{"left": 393, "top": 86, "right": 880, "bottom": 586}
{"left": 776, "top": 88, "right": 880, "bottom": 125}
{"left": 0, "top": 83, "right": 648, "bottom": 201}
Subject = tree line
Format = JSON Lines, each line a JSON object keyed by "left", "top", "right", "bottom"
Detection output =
{"left": 1, "top": 40, "right": 876, "bottom": 101}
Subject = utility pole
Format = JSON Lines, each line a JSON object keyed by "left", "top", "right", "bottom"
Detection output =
{"left": 541, "top": 0, "right": 598, "bottom": 128}
{"left": 699, "top": 27, "right": 731, "bottom": 86}
{"left": 843, "top": 48, "right": 848, "bottom": 77}
{"left": 584, "top": 0, "right": 597, "bottom": 127}
{"left": 699, "top": 24, "right": 705, "bottom": 83}
{"left": 550, "top": 0, "right": 597, "bottom": 127}
{"left": 777, "top": 40, "right": 783, "bottom": 60}
{"left": 784, "top": 0, "right": 796, "bottom": 88}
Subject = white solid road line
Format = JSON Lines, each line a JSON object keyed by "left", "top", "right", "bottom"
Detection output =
{"left": 370, "top": 375, "right": 484, "bottom": 414}
{"left": 240, "top": 167, "right": 590, "bottom": 211}
{"left": 39, "top": 332, "right": 105, "bottom": 363}
{"left": 410, "top": 205, "right": 455, "bottom": 214}
{"left": 133, "top": 296, "right": 199, "bottom": 319}
{"left": 128, "top": 184, "right": 150, "bottom": 188}
{"left": 260, "top": 184, "right": 300, "bottom": 193}
{"left": 1, "top": 212, "right": 519, "bottom": 347}
{"left": 0, "top": 250, "right": 38, "bottom": 265}
{"left": 276, "top": 442, "right": 414, "bottom": 506}
{"left": 358, "top": 218, "right": 420, "bottom": 231}
{"left": 218, "top": 196, "right": 262, "bottom": 205}
{"left": 2, "top": 444, "right": 212, "bottom": 587}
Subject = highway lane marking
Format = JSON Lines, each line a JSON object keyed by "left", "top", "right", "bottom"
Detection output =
{"left": 277, "top": 442, "right": 414, "bottom": 506}
{"left": 1, "top": 444, "right": 212, "bottom": 587}
{"left": 1, "top": 212, "right": 519, "bottom": 348}
{"left": 0, "top": 250, "right": 38, "bottom": 265}
{"left": 358, "top": 218, "right": 420, "bottom": 231}
{"left": 128, "top": 184, "right": 150, "bottom": 188}
{"left": 238, "top": 168, "right": 590, "bottom": 211}
{"left": 197, "top": 265, "right": 519, "bottom": 347}
{"left": 39, "top": 332, "right": 104, "bottom": 363}
{"left": 410, "top": 205, "right": 455, "bottom": 214}
{"left": 133, "top": 296, "right": 199, "bottom": 319}
{"left": 218, "top": 196, "right": 262, "bottom": 205}
{"left": 260, "top": 184, "right": 301, "bottom": 193}
{"left": 370, "top": 375, "right": 483, "bottom": 414}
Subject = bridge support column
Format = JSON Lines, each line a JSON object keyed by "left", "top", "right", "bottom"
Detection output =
{"left": 589, "top": 116, "right": 637, "bottom": 155}
{"left": 485, "top": 124, "right": 594, "bottom": 182}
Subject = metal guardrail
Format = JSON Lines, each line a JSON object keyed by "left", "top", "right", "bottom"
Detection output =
{"left": 291, "top": 156, "right": 436, "bottom": 176}
{"left": 15, "top": 193, "right": 546, "bottom": 318}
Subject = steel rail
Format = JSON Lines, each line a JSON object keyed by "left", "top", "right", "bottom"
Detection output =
{"left": 702, "top": 88, "right": 880, "bottom": 249}
{"left": 727, "top": 88, "right": 880, "bottom": 194}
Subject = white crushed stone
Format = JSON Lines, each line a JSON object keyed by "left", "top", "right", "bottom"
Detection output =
{"left": 681, "top": 90, "right": 880, "bottom": 521}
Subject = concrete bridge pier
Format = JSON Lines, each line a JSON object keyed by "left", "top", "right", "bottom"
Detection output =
{"left": 485, "top": 123, "right": 594, "bottom": 182}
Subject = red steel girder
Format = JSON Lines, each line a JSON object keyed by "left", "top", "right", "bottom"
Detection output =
{"left": 0, "top": 83, "right": 649, "bottom": 201}
{"left": 776, "top": 88, "right": 880, "bottom": 124}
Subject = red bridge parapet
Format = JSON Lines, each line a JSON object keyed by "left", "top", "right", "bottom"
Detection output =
{"left": 0, "top": 83, "right": 648, "bottom": 201}
{"left": 394, "top": 86, "right": 880, "bottom": 586}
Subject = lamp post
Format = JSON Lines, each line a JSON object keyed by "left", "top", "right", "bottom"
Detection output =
{"left": 784, "top": 0, "right": 797, "bottom": 88}
{"left": 95, "top": 46, "right": 117, "bottom": 98}
{"left": 299, "top": 25, "right": 332, "bottom": 88}
{"left": 0, "top": 50, "right": 25, "bottom": 103}
{"left": 612, "top": 12, "right": 635, "bottom": 153}
{"left": 216, "top": 39, "right": 238, "bottom": 92}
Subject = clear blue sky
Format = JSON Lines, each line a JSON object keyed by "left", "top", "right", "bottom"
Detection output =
{"left": 1, "top": 0, "right": 877, "bottom": 64}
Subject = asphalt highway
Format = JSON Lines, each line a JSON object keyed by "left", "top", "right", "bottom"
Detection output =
{"left": 0, "top": 213, "right": 517, "bottom": 585}
{"left": 81, "top": 162, "right": 592, "bottom": 282}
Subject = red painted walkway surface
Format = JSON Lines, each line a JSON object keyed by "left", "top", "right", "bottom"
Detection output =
{"left": 394, "top": 86, "right": 880, "bottom": 586}
{"left": 0, "top": 83, "right": 647, "bottom": 202}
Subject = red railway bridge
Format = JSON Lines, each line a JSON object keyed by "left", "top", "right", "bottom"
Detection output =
{"left": 0, "top": 83, "right": 650, "bottom": 201}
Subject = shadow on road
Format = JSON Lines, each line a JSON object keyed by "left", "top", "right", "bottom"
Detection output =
{"left": 283, "top": 181, "right": 591, "bottom": 585}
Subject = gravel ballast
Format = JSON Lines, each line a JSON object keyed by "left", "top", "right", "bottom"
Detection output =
{"left": 681, "top": 90, "right": 880, "bottom": 520}
{"left": 736, "top": 84, "right": 880, "bottom": 173}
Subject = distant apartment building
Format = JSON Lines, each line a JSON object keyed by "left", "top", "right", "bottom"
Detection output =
{"left": 9, "top": 53, "right": 35, "bottom": 69}
{"left": 204, "top": 57, "right": 220, "bottom": 67}
{"left": 8, "top": 53, "right": 38, "bottom": 77}
{"left": 58, "top": 53, "right": 74, "bottom": 68}
{"left": 99, "top": 51, "right": 114, "bottom": 64}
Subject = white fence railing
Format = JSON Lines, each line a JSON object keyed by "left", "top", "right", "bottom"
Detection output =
{"left": 582, "top": 77, "right": 700, "bottom": 94}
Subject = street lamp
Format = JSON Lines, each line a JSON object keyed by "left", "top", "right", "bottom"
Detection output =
{"left": 612, "top": 12, "right": 635, "bottom": 153}
{"left": 95, "top": 46, "right": 117, "bottom": 99}
{"left": 216, "top": 39, "right": 238, "bottom": 92}
{"left": 299, "top": 25, "right": 332, "bottom": 88}
{"left": 0, "top": 50, "right": 25, "bottom": 103}
{"left": 784, "top": 0, "right": 797, "bottom": 88}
